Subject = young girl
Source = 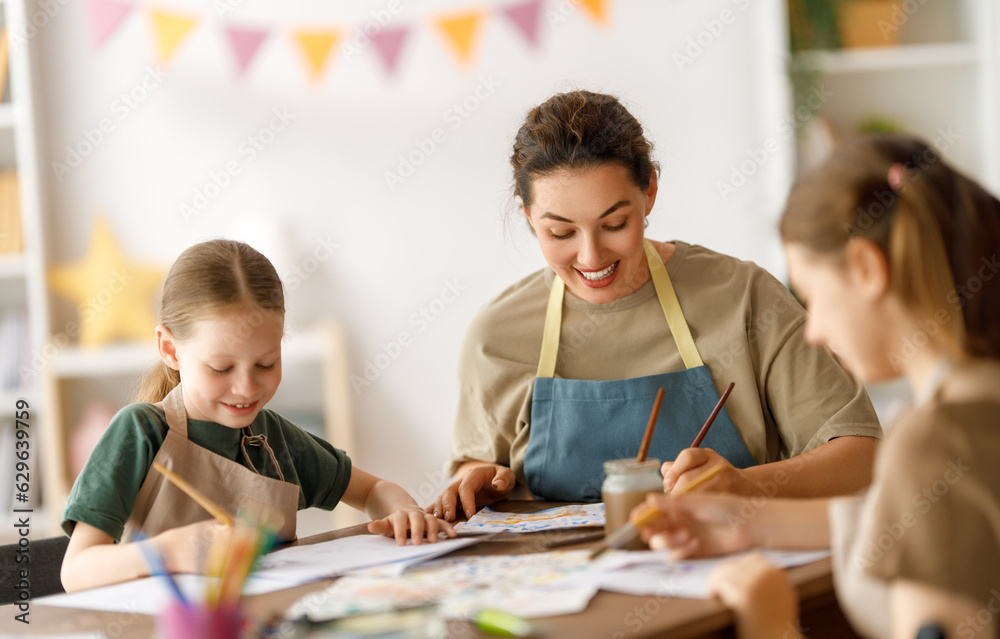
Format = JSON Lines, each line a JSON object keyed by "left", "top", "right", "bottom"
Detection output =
{"left": 60, "top": 239, "right": 454, "bottom": 592}
{"left": 633, "top": 134, "right": 1000, "bottom": 637}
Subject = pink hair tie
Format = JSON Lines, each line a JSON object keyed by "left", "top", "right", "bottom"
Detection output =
{"left": 887, "top": 163, "right": 905, "bottom": 192}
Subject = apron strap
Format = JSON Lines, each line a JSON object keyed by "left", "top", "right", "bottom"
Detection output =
{"left": 643, "top": 240, "right": 704, "bottom": 369}
{"left": 535, "top": 240, "right": 704, "bottom": 379}
{"left": 162, "top": 384, "right": 189, "bottom": 437}
{"left": 536, "top": 276, "right": 565, "bottom": 378}
{"left": 240, "top": 427, "right": 287, "bottom": 483}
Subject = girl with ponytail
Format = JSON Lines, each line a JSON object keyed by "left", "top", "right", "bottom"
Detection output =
{"left": 632, "top": 135, "right": 1000, "bottom": 637}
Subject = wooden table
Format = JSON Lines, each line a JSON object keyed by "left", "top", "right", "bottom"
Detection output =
{"left": 0, "top": 501, "right": 861, "bottom": 638}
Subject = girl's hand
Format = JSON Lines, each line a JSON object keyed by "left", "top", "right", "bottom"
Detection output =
{"left": 709, "top": 552, "right": 800, "bottom": 638}
{"left": 368, "top": 506, "right": 457, "bottom": 545}
{"left": 633, "top": 493, "right": 754, "bottom": 559}
{"left": 661, "top": 448, "right": 753, "bottom": 495}
{"left": 426, "top": 464, "right": 515, "bottom": 522}
{"left": 154, "top": 519, "right": 234, "bottom": 574}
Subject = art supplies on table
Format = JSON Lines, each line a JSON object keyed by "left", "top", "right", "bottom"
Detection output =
{"left": 286, "top": 550, "right": 598, "bottom": 623}
{"left": 454, "top": 503, "right": 606, "bottom": 535}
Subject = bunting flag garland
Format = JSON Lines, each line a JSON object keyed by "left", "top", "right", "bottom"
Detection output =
{"left": 501, "top": 0, "right": 543, "bottom": 47}
{"left": 86, "top": 1, "right": 609, "bottom": 83}
{"left": 148, "top": 7, "right": 199, "bottom": 64}
{"left": 577, "top": 0, "right": 611, "bottom": 25}
{"left": 85, "top": 0, "right": 134, "bottom": 47}
{"left": 222, "top": 25, "right": 269, "bottom": 76}
{"left": 434, "top": 9, "right": 486, "bottom": 66}
{"left": 292, "top": 29, "right": 341, "bottom": 82}
{"left": 370, "top": 26, "right": 410, "bottom": 76}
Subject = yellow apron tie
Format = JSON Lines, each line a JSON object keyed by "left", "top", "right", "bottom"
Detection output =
{"left": 536, "top": 240, "right": 703, "bottom": 379}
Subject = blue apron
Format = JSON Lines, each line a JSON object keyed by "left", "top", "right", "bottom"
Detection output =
{"left": 522, "top": 240, "right": 757, "bottom": 502}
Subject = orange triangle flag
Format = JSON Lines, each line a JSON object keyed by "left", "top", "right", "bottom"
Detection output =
{"left": 435, "top": 10, "right": 485, "bottom": 66}
{"left": 148, "top": 7, "right": 199, "bottom": 64}
{"left": 577, "top": 0, "right": 610, "bottom": 24}
{"left": 292, "top": 29, "right": 340, "bottom": 82}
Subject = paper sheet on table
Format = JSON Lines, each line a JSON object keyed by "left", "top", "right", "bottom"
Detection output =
{"left": 287, "top": 550, "right": 599, "bottom": 621}
{"left": 454, "top": 504, "right": 605, "bottom": 534}
{"left": 36, "top": 535, "right": 481, "bottom": 615}
{"left": 588, "top": 548, "right": 832, "bottom": 599}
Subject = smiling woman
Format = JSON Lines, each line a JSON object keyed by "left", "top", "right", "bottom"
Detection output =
{"left": 429, "top": 91, "right": 884, "bottom": 521}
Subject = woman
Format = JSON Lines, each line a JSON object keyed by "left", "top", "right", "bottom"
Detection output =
{"left": 635, "top": 134, "right": 1000, "bottom": 637}
{"left": 429, "top": 91, "right": 881, "bottom": 521}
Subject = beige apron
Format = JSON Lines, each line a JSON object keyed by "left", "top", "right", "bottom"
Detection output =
{"left": 122, "top": 384, "right": 299, "bottom": 543}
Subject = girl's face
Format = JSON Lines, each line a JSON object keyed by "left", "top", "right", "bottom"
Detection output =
{"left": 784, "top": 242, "right": 898, "bottom": 383}
{"left": 525, "top": 164, "right": 657, "bottom": 305}
{"left": 159, "top": 306, "right": 283, "bottom": 429}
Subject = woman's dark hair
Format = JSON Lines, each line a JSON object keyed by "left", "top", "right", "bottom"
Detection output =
{"left": 510, "top": 91, "right": 660, "bottom": 209}
{"left": 780, "top": 134, "right": 1000, "bottom": 359}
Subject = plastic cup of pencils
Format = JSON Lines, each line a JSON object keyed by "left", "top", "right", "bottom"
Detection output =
{"left": 157, "top": 601, "right": 243, "bottom": 639}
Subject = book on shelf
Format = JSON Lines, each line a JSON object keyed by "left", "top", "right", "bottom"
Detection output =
{"left": 0, "top": 169, "right": 22, "bottom": 254}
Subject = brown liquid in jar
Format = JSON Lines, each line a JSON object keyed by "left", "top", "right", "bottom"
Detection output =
{"left": 603, "top": 488, "right": 657, "bottom": 550}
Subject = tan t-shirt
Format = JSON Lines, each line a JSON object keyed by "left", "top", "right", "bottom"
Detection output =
{"left": 862, "top": 358, "right": 1000, "bottom": 610}
{"left": 448, "top": 241, "right": 882, "bottom": 482}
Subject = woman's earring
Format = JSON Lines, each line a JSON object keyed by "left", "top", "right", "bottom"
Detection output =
{"left": 644, "top": 217, "right": 649, "bottom": 229}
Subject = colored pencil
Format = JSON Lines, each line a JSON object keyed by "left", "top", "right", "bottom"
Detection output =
{"left": 134, "top": 533, "right": 191, "bottom": 610}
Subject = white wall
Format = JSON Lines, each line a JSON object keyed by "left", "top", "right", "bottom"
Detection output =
{"left": 33, "top": 0, "right": 792, "bottom": 498}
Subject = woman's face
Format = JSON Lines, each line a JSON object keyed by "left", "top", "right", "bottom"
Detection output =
{"left": 784, "top": 242, "right": 898, "bottom": 383}
{"left": 525, "top": 164, "right": 657, "bottom": 305}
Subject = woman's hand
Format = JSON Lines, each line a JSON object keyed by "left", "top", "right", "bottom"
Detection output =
{"left": 709, "top": 552, "right": 800, "bottom": 639}
{"left": 633, "top": 493, "right": 755, "bottom": 559}
{"left": 426, "top": 464, "right": 515, "bottom": 522}
{"left": 661, "top": 448, "right": 754, "bottom": 495}
{"left": 155, "top": 519, "right": 234, "bottom": 574}
{"left": 368, "top": 506, "right": 457, "bottom": 545}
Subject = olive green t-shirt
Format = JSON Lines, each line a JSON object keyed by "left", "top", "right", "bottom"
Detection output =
{"left": 864, "top": 358, "right": 1000, "bottom": 611}
{"left": 62, "top": 402, "right": 352, "bottom": 541}
{"left": 448, "top": 241, "right": 882, "bottom": 482}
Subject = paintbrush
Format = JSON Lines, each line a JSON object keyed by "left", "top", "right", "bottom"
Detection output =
{"left": 589, "top": 465, "right": 726, "bottom": 559}
{"left": 636, "top": 388, "right": 665, "bottom": 463}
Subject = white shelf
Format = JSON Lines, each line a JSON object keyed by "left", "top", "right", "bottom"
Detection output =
{"left": 0, "top": 103, "right": 14, "bottom": 129}
{"left": 793, "top": 42, "right": 979, "bottom": 74}
{"left": 0, "top": 253, "right": 26, "bottom": 278}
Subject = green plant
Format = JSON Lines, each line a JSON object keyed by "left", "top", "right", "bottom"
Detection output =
{"left": 787, "top": 0, "right": 841, "bottom": 51}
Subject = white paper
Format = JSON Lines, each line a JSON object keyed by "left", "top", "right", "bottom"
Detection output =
{"left": 36, "top": 535, "right": 481, "bottom": 615}
{"left": 593, "top": 548, "right": 832, "bottom": 599}
{"left": 454, "top": 504, "right": 606, "bottom": 534}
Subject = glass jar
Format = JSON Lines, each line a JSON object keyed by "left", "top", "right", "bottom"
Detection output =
{"left": 602, "top": 458, "right": 663, "bottom": 550}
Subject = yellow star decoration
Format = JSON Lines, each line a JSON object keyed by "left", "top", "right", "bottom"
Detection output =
{"left": 48, "top": 218, "right": 166, "bottom": 348}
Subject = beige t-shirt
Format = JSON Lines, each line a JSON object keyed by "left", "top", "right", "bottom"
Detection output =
{"left": 862, "top": 358, "right": 1000, "bottom": 610}
{"left": 448, "top": 241, "right": 882, "bottom": 482}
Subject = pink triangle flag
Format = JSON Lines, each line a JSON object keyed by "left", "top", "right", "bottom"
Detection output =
{"left": 370, "top": 26, "right": 410, "bottom": 76}
{"left": 85, "top": 0, "right": 134, "bottom": 47}
{"left": 502, "top": 0, "right": 543, "bottom": 47}
{"left": 223, "top": 25, "right": 269, "bottom": 76}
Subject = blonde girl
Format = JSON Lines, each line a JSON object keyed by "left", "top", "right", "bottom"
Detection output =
{"left": 61, "top": 240, "right": 454, "bottom": 592}
{"left": 634, "top": 134, "right": 1000, "bottom": 638}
